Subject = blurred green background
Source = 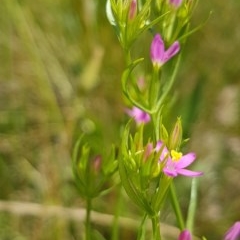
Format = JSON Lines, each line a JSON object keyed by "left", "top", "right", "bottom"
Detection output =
{"left": 0, "top": 0, "right": 240, "bottom": 239}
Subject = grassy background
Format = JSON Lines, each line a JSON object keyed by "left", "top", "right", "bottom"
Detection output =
{"left": 0, "top": 0, "right": 240, "bottom": 239}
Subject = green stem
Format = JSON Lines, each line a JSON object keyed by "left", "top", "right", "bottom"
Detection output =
{"left": 150, "top": 67, "right": 162, "bottom": 141}
{"left": 186, "top": 178, "right": 198, "bottom": 233}
{"left": 149, "top": 68, "right": 160, "bottom": 109}
{"left": 124, "top": 48, "right": 132, "bottom": 65}
{"left": 170, "top": 183, "right": 185, "bottom": 231}
{"left": 152, "top": 108, "right": 162, "bottom": 142}
{"left": 137, "top": 213, "right": 148, "bottom": 240}
{"left": 85, "top": 197, "right": 92, "bottom": 240}
{"left": 165, "top": 11, "right": 176, "bottom": 42}
{"left": 155, "top": 53, "right": 182, "bottom": 112}
{"left": 151, "top": 214, "right": 161, "bottom": 240}
{"left": 111, "top": 184, "right": 123, "bottom": 240}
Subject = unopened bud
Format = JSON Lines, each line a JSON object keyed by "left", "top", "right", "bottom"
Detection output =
{"left": 128, "top": 0, "right": 137, "bottom": 20}
{"left": 178, "top": 229, "right": 192, "bottom": 240}
{"left": 169, "top": 0, "right": 183, "bottom": 9}
{"left": 168, "top": 117, "right": 182, "bottom": 150}
{"left": 143, "top": 143, "right": 153, "bottom": 162}
{"left": 93, "top": 155, "right": 102, "bottom": 173}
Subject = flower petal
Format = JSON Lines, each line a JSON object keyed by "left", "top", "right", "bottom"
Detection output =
{"left": 169, "top": 0, "right": 183, "bottom": 8}
{"left": 155, "top": 141, "right": 164, "bottom": 151}
{"left": 155, "top": 141, "right": 169, "bottom": 162}
{"left": 126, "top": 107, "right": 150, "bottom": 124}
{"left": 163, "top": 160, "right": 178, "bottom": 177}
{"left": 151, "top": 34, "right": 165, "bottom": 66}
{"left": 224, "top": 221, "right": 240, "bottom": 240}
{"left": 175, "top": 152, "right": 196, "bottom": 168}
{"left": 163, "top": 167, "right": 178, "bottom": 177}
{"left": 176, "top": 168, "right": 203, "bottom": 177}
{"left": 163, "top": 41, "right": 180, "bottom": 63}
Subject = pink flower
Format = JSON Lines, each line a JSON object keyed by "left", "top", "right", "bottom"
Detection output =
{"left": 169, "top": 0, "right": 183, "bottom": 8}
{"left": 178, "top": 229, "right": 192, "bottom": 240}
{"left": 224, "top": 221, "right": 240, "bottom": 240}
{"left": 150, "top": 34, "right": 180, "bottom": 68}
{"left": 126, "top": 106, "right": 150, "bottom": 124}
{"left": 156, "top": 141, "right": 203, "bottom": 178}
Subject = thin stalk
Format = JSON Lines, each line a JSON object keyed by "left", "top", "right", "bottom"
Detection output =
{"left": 186, "top": 178, "right": 198, "bottom": 233}
{"left": 150, "top": 67, "right": 162, "bottom": 142}
{"left": 137, "top": 213, "right": 148, "bottom": 240}
{"left": 155, "top": 53, "right": 182, "bottom": 111}
{"left": 152, "top": 107, "right": 162, "bottom": 142}
{"left": 149, "top": 68, "right": 160, "bottom": 109}
{"left": 152, "top": 113, "right": 158, "bottom": 143}
{"left": 170, "top": 183, "right": 185, "bottom": 230}
{"left": 165, "top": 11, "right": 176, "bottom": 42}
{"left": 124, "top": 48, "right": 132, "bottom": 66}
{"left": 151, "top": 215, "right": 161, "bottom": 240}
{"left": 85, "top": 197, "right": 92, "bottom": 240}
{"left": 111, "top": 184, "right": 123, "bottom": 240}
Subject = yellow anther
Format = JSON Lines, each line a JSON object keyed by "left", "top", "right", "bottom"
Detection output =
{"left": 171, "top": 150, "right": 182, "bottom": 161}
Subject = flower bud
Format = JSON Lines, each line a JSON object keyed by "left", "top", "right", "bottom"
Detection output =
{"left": 93, "top": 155, "right": 102, "bottom": 173}
{"left": 168, "top": 117, "right": 182, "bottom": 150}
{"left": 178, "top": 229, "right": 192, "bottom": 240}
{"left": 169, "top": 0, "right": 183, "bottom": 9}
{"left": 125, "top": 106, "right": 151, "bottom": 124}
{"left": 128, "top": 0, "right": 137, "bottom": 20}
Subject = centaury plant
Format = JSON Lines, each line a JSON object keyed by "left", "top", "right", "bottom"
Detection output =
{"left": 71, "top": 0, "right": 240, "bottom": 240}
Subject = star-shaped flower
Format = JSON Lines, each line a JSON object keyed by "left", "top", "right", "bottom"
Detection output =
{"left": 156, "top": 141, "right": 203, "bottom": 178}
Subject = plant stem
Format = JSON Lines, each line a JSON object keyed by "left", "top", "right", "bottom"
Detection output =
{"left": 152, "top": 108, "right": 162, "bottom": 142}
{"left": 111, "top": 184, "right": 123, "bottom": 240}
{"left": 165, "top": 11, "right": 176, "bottom": 42}
{"left": 170, "top": 183, "right": 185, "bottom": 230}
{"left": 137, "top": 213, "right": 148, "bottom": 240}
{"left": 151, "top": 214, "right": 161, "bottom": 240}
{"left": 149, "top": 68, "right": 160, "bottom": 110}
{"left": 85, "top": 197, "right": 92, "bottom": 240}
{"left": 124, "top": 48, "right": 132, "bottom": 66}
{"left": 155, "top": 53, "right": 182, "bottom": 110}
